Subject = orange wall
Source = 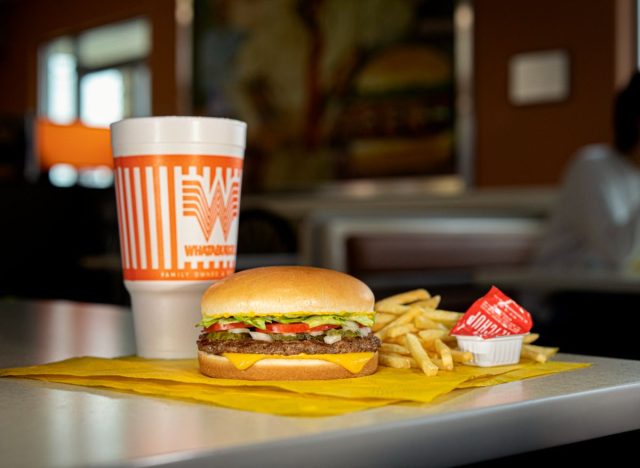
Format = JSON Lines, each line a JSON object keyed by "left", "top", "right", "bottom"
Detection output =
{"left": 474, "top": 0, "right": 627, "bottom": 187}
{"left": 0, "top": 0, "right": 176, "bottom": 116}
{"left": 0, "top": 0, "right": 632, "bottom": 188}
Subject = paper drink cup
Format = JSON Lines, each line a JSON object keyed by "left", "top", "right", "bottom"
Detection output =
{"left": 111, "top": 117, "right": 246, "bottom": 358}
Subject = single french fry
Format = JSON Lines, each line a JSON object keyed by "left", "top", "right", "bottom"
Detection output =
{"left": 415, "top": 314, "right": 448, "bottom": 331}
{"left": 521, "top": 344, "right": 559, "bottom": 363}
{"left": 525, "top": 344, "right": 558, "bottom": 357}
{"left": 421, "top": 308, "right": 463, "bottom": 322}
{"left": 372, "top": 313, "right": 396, "bottom": 332}
{"left": 523, "top": 333, "right": 540, "bottom": 344}
{"left": 381, "top": 343, "right": 410, "bottom": 355}
{"left": 386, "top": 323, "right": 417, "bottom": 338}
{"left": 451, "top": 349, "right": 473, "bottom": 364}
{"left": 413, "top": 295, "right": 442, "bottom": 309}
{"left": 408, "top": 357, "right": 420, "bottom": 368}
{"left": 375, "top": 289, "right": 430, "bottom": 309}
{"left": 429, "top": 356, "right": 448, "bottom": 370}
{"left": 380, "top": 353, "right": 412, "bottom": 369}
{"left": 418, "top": 329, "right": 448, "bottom": 343}
{"left": 521, "top": 347, "right": 547, "bottom": 363}
{"left": 434, "top": 339, "right": 454, "bottom": 370}
{"left": 385, "top": 335, "right": 408, "bottom": 345}
{"left": 375, "top": 303, "right": 411, "bottom": 315}
{"left": 427, "top": 352, "right": 452, "bottom": 371}
{"left": 391, "top": 355, "right": 421, "bottom": 369}
{"left": 375, "top": 306, "right": 422, "bottom": 339}
{"left": 441, "top": 334, "right": 457, "bottom": 343}
{"left": 405, "top": 333, "right": 439, "bottom": 376}
{"left": 439, "top": 320, "right": 460, "bottom": 330}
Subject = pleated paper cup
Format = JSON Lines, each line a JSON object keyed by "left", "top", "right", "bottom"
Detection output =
{"left": 453, "top": 334, "right": 526, "bottom": 367}
{"left": 111, "top": 117, "right": 246, "bottom": 358}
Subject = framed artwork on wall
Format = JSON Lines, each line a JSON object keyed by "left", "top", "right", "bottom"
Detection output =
{"left": 194, "top": 0, "right": 455, "bottom": 192}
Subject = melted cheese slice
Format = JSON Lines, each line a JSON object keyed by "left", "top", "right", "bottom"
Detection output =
{"left": 222, "top": 352, "right": 375, "bottom": 374}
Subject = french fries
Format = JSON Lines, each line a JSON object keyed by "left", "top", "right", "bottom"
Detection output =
{"left": 380, "top": 343, "right": 410, "bottom": 355}
{"left": 375, "top": 303, "right": 411, "bottom": 315}
{"left": 375, "top": 306, "right": 422, "bottom": 340}
{"left": 521, "top": 344, "right": 559, "bottom": 363}
{"left": 386, "top": 323, "right": 417, "bottom": 338}
{"left": 405, "top": 333, "right": 438, "bottom": 376}
{"left": 414, "top": 314, "right": 447, "bottom": 331}
{"left": 413, "top": 295, "right": 442, "bottom": 309}
{"left": 371, "top": 313, "right": 396, "bottom": 332}
{"left": 375, "top": 289, "right": 430, "bottom": 310}
{"left": 379, "top": 353, "right": 412, "bottom": 369}
{"left": 375, "top": 289, "right": 558, "bottom": 376}
{"left": 451, "top": 349, "right": 473, "bottom": 364}
{"left": 417, "top": 329, "right": 448, "bottom": 343}
{"left": 434, "top": 339, "right": 454, "bottom": 371}
{"left": 420, "top": 308, "right": 463, "bottom": 322}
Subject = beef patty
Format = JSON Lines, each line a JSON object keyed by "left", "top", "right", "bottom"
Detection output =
{"left": 197, "top": 333, "right": 381, "bottom": 355}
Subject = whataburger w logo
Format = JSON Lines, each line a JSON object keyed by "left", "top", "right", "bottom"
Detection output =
{"left": 182, "top": 170, "right": 240, "bottom": 242}
{"left": 114, "top": 154, "right": 243, "bottom": 281}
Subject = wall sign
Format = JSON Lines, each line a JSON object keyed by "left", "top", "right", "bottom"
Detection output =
{"left": 509, "top": 50, "right": 570, "bottom": 105}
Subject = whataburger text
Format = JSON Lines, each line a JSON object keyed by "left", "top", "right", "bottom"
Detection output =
{"left": 184, "top": 244, "right": 236, "bottom": 256}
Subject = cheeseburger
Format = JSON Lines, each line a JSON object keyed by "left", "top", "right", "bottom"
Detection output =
{"left": 197, "top": 266, "right": 380, "bottom": 380}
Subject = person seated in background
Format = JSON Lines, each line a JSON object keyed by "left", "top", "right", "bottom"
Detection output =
{"left": 529, "top": 72, "right": 640, "bottom": 359}
{"left": 534, "top": 71, "right": 640, "bottom": 272}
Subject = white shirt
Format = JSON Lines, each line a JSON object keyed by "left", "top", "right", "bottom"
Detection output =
{"left": 534, "top": 144, "right": 640, "bottom": 271}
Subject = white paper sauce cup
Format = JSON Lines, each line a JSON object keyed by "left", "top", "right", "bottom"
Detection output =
{"left": 453, "top": 334, "right": 526, "bottom": 367}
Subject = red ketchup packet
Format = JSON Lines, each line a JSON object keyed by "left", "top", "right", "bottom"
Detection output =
{"left": 451, "top": 286, "right": 532, "bottom": 339}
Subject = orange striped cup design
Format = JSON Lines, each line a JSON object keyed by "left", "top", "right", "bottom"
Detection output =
{"left": 114, "top": 154, "right": 243, "bottom": 281}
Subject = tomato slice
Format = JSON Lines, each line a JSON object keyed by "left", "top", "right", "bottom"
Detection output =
{"left": 308, "top": 324, "right": 340, "bottom": 332}
{"left": 263, "top": 323, "right": 310, "bottom": 333}
{"left": 205, "top": 322, "right": 247, "bottom": 332}
{"left": 260, "top": 323, "right": 341, "bottom": 333}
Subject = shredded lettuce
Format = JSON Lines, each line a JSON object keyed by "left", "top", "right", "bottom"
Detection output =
{"left": 344, "top": 314, "right": 375, "bottom": 327}
{"left": 233, "top": 315, "right": 268, "bottom": 330}
{"left": 196, "top": 316, "right": 218, "bottom": 328}
{"left": 301, "top": 314, "right": 374, "bottom": 328}
{"left": 198, "top": 313, "right": 375, "bottom": 329}
{"left": 302, "top": 315, "right": 346, "bottom": 328}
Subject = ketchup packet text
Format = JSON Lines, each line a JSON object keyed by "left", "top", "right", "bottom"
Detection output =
{"left": 451, "top": 286, "right": 532, "bottom": 339}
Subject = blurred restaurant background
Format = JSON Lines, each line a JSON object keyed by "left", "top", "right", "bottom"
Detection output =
{"left": 0, "top": 0, "right": 638, "bottom": 358}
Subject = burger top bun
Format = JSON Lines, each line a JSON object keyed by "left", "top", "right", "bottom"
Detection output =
{"left": 201, "top": 266, "right": 374, "bottom": 317}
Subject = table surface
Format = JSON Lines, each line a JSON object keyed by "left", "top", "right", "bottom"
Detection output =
{"left": 1, "top": 300, "right": 639, "bottom": 468}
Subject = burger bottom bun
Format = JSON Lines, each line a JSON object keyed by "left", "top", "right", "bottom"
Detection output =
{"left": 198, "top": 351, "right": 379, "bottom": 381}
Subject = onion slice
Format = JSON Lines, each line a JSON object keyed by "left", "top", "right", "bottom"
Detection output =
{"left": 324, "top": 334, "right": 342, "bottom": 345}
{"left": 249, "top": 331, "right": 273, "bottom": 342}
{"left": 228, "top": 328, "right": 250, "bottom": 334}
{"left": 342, "top": 321, "right": 359, "bottom": 332}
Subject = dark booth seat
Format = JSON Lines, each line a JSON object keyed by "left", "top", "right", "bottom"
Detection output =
{"left": 301, "top": 208, "right": 545, "bottom": 310}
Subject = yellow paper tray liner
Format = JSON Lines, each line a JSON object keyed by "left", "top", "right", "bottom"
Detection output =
{"left": 0, "top": 357, "right": 589, "bottom": 417}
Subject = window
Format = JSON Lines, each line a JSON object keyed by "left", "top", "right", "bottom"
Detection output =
{"left": 38, "top": 17, "right": 151, "bottom": 187}
{"left": 42, "top": 37, "right": 77, "bottom": 125}
{"left": 80, "top": 69, "right": 125, "bottom": 127}
{"left": 39, "top": 17, "right": 151, "bottom": 127}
